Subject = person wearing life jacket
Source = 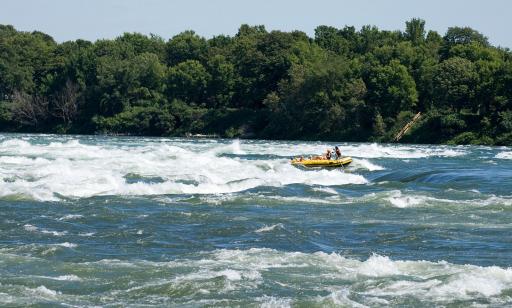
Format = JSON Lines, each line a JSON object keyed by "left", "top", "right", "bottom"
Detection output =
{"left": 325, "top": 149, "right": 332, "bottom": 160}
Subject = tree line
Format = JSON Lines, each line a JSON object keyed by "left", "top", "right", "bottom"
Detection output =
{"left": 1, "top": 19, "right": 512, "bottom": 145}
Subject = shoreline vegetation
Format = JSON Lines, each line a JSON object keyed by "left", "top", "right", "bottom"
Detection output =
{"left": 1, "top": 20, "right": 511, "bottom": 145}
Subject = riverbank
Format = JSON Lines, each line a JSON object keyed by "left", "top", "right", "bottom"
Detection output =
{"left": 1, "top": 106, "right": 510, "bottom": 146}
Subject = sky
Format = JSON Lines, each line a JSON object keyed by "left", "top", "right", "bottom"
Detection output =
{"left": 1, "top": 0, "right": 511, "bottom": 48}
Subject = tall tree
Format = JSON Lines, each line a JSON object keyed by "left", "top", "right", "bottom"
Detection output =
{"left": 404, "top": 18, "right": 426, "bottom": 45}
{"left": 166, "top": 31, "right": 207, "bottom": 66}
{"left": 433, "top": 57, "right": 478, "bottom": 111}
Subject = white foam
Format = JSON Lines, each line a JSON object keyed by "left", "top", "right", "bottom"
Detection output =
{"left": 218, "top": 269, "right": 243, "bottom": 281}
{"left": 23, "top": 224, "right": 67, "bottom": 236}
{"left": 342, "top": 143, "right": 466, "bottom": 159}
{"left": 197, "top": 193, "right": 342, "bottom": 206}
{"left": 496, "top": 151, "right": 512, "bottom": 160}
{"left": 32, "top": 285, "right": 60, "bottom": 298}
{"left": 366, "top": 264, "right": 512, "bottom": 301}
{"left": 79, "top": 232, "right": 95, "bottom": 237}
{"left": 240, "top": 142, "right": 466, "bottom": 159}
{"left": 173, "top": 268, "right": 262, "bottom": 287}
{"left": 311, "top": 187, "right": 338, "bottom": 195}
{"left": 38, "top": 274, "right": 82, "bottom": 281}
{"left": 358, "top": 254, "right": 402, "bottom": 276}
{"left": 231, "top": 139, "right": 246, "bottom": 155}
{"left": 212, "top": 249, "right": 512, "bottom": 303}
{"left": 386, "top": 190, "right": 425, "bottom": 208}
{"left": 59, "top": 248, "right": 512, "bottom": 305}
{"left": 41, "top": 229, "right": 67, "bottom": 236}
{"left": 259, "top": 296, "right": 292, "bottom": 308}
{"left": 58, "top": 214, "right": 83, "bottom": 221}
{"left": 55, "top": 242, "right": 77, "bottom": 248}
{"left": 54, "top": 275, "right": 81, "bottom": 281}
{"left": 355, "top": 190, "right": 512, "bottom": 209}
{"left": 199, "top": 189, "right": 512, "bottom": 209}
{"left": 0, "top": 138, "right": 367, "bottom": 201}
{"left": 255, "top": 223, "right": 284, "bottom": 233}
{"left": 353, "top": 159, "right": 385, "bottom": 171}
{"left": 322, "top": 289, "right": 368, "bottom": 307}
{"left": 23, "top": 224, "right": 38, "bottom": 232}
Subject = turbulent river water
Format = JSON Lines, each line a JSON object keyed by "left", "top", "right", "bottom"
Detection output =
{"left": 1, "top": 134, "right": 512, "bottom": 306}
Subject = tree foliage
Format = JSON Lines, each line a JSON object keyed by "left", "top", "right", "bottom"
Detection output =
{"left": 0, "top": 20, "right": 511, "bottom": 145}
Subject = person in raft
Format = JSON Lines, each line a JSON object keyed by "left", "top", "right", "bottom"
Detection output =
{"left": 326, "top": 149, "right": 332, "bottom": 160}
{"left": 334, "top": 146, "right": 342, "bottom": 159}
{"left": 311, "top": 149, "right": 333, "bottom": 160}
{"left": 306, "top": 148, "right": 337, "bottom": 160}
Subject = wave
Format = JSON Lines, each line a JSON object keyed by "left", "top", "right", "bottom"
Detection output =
{"left": 2, "top": 248, "right": 509, "bottom": 306}
{"left": 188, "top": 189, "right": 512, "bottom": 209}
{"left": 23, "top": 224, "right": 68, "bottom": 236}
{"left": 255, "top": 223, "right": 284, "bottom": 233}
{"left": 385, "top": 190, "right": 426, "bottom": 208}
{"left": 183, "top": 192, "right": 344, "bottom": 207}
{"left": 341, "top": 143, "right": 467, "bottom": 159}
{"left": 0, "top": 138, "right": 367, "bottom": 201}
{"left": 496, "top": 151, "right": 512, "bottom": 160}
{"left": 58, "top": 214, "right": 83, "bottom": 221}
{"left": 150, "top": 249, "right": 512, "bottom": 304}
{"left": 238, "top": 142, "right": 467, "bottom": 159}
{"left": 32, "top": 285, "right": 60, "bottom": 298}
{"left": 35, "top": 275, "right": 82, "bottom": 281}
{"left": 368, "top": 190, "right": 512, "bottom": 209}
{"left": 352, "top": 158, "right": 385, "bottom": 171}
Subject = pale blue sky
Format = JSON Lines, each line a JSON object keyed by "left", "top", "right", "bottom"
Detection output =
{"left": 1, "top": 0, "right": 510, "bottom": 47}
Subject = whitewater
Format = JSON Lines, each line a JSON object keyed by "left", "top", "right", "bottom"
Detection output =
{"left": 1, "top": 134, "right": 512, "bottom": 306}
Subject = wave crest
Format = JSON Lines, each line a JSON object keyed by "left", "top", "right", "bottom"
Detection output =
{"left": 0, "top": 138, "right": 367, "bottom": 201}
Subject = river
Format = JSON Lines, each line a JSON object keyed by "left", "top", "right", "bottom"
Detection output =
{"left": 1, "top": 134, "right": 512, "bottom": 306}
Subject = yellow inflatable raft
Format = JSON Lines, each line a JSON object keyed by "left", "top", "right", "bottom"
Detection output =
{"left": 291, "top": 157, "right": 352, "bottom": 168}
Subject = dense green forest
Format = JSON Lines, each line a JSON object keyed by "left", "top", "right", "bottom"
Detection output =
{"left": 1, "top": 20, "right": 512, "bottom": 144}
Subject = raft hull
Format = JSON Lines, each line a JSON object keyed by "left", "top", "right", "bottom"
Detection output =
{"left": 291, "top": 157, "right": 352, "bottom": 168}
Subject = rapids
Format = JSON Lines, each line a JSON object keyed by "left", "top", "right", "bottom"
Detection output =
{"left": 1, "top": 134, "right": 512, "bottom": 306}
